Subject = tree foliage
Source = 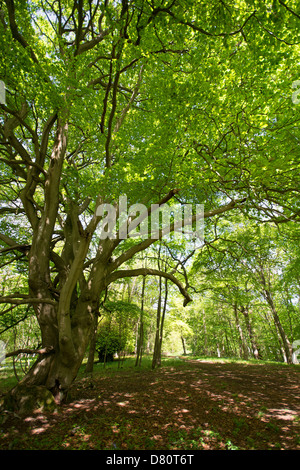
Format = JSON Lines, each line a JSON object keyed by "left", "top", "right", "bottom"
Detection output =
{"left": 1, "top": 0, "right": 300, "bottom": 400}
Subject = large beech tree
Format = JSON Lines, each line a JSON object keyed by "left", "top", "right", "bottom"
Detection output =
{"left": 1, "top": 0, "right": 300, "bottom": 402}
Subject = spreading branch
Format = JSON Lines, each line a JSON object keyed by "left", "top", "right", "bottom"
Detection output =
{"left": 5, "top": 346, "right": 55, "bottom": 359}
{"left": 4, "top": 0, "right": 39, "bottom": 63}
{"left": 0, "top": 295, "right": 56, "bottom": 306}
{"left": 113, "top": 64, "right": 145, "bottom": 134}
{"left": 165, "top": 8, "right": 257, "bottom": 38}
{"left": 75, "top": 27, "right": 112, "bottom": 55}
{"left": 111, "top": 196, "right": 246, "bottom": 271}
{"left": 106, "top": 267, "right": 192, "bottom": 306}
{"left": 0, "top": 233, "right": 30, "bottom": 255}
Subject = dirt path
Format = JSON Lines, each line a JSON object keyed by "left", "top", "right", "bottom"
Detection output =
{"left": 0, "top": 359, "right": 299, "bottom": 450}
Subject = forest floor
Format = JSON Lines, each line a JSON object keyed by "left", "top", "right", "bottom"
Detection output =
{"left": 0, "top": 356, "right": 299, "bottom": 451}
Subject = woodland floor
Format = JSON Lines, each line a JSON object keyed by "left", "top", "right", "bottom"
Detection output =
{"left": 0, "top": 357, "right": 299, "bottom": 451}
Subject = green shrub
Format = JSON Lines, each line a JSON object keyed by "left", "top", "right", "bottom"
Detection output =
{"left": 96, "top": 322, "right": 126, "bottom": 362}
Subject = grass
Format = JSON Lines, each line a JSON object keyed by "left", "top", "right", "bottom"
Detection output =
{"left": 79, "top": 353, "right": 300, "bottom": 377}
{"left": 1, "top": 352, "right": 298, "bottom": 395}
{"left": 0, "top": 363, "right": 24, "bottom": 393}
{"left": 167, "top": 426, "right": 240, "bottom": 450}
{"left": 77, "top": 354, "right": 188, "bottom": 378}
{"left": 186, "top": 354, "right": 300, "bottom": 368}
{"left": 0, "top": 354, "right": 189, "bottom": 400}
{"left": 1, "top": 353, "right": 299, "bottom": 394}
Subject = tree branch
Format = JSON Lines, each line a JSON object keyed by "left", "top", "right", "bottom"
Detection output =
{"left": 113, "top": 64, "right": 145, "bottom": 133}
{"left": 139, "top": 5, "right": 256, "bottom": 41}
{"left": 279, "top": 1, "right": 300, "bottom": 20}
{"left": 106, "top": 267, "right": 192, "bottom": 306}
{"left": 0, "top": 233, "right": 30, "bottom": 255}
{"left": 0, "top": 244, "right": 30, "bottom": 255}
{"left": 0, "top": 206, "right": 25, "bottom": 215}
{"left": 0, "top": 295, "right": 56, "bottom": 306}
{"left": 4, "top": 0, "right": 39, "bottom": 63}
{"left": 170, "top": 8, "right": 256, "bottom": 37}
{"left": 75, "top": 27, "right": 112, "bottom": 55}
{"left": 5, "top": 346, "right": 55, "bottom": 358}
{"left": 40, "top": 112, "right": 58, "bottom": 166}
{"left": 112, "top": 196, "right": 246, "bottom": 270}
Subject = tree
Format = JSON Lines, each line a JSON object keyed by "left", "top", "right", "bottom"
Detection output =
{"left": 191, "top": 214, "right": 300, "bottom": 362}
{"left": 95, "top": 300, "right": 140, "bottom": 364}
{"left": 135, "top": 272, "right": 145, "bottom": 367}
{"left": 1, "top": 1, "right": 300, "bottom": 405}
{"left": 164, "top": 300, "right": 193, "bottom": 356}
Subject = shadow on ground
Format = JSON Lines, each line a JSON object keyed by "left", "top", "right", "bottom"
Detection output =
{"left": 0, "top": 359, "right": 299, "bottom": 450}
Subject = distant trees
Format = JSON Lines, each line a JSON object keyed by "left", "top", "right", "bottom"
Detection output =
{"left": 1, "top": 1, "right": 300, "bottom": 409}
{"left": 2, "top": 219, "right": 300, "bottom": 383}
{"left": 188, "top": 219, "right": 300, "bottom": 363}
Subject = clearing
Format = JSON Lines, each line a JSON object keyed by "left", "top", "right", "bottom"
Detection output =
{"left": 0, "top": 357, "right": 299, "bottom": 450}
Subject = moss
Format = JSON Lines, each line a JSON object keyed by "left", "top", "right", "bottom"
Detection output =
{"left": 1, "top": 384, "right": 57, "bottom": 415}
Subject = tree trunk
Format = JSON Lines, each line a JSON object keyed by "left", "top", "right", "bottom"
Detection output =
{"left": 152, "top": 276, "right": 162, "bottom": 369}
{"left": 12, "top": 255, "right": 106, "bottom": 406}
{"left": 18, "top": 297, "right": 96, "bottom": 402}
{"left": 158, "top": 278, "right": 168, "bottom": 362}
{"left": 202, "top": 309, "right": 208, "bottom": 356}
{"left": 240, "top": 306, "right": 261, "bottom": 359}
{"left": 85, "top": 312, "right": 99, "bottom": 374}
{"left": 181, "top": 334, "right": 187, "bottom": 355}
{"left": 227, "top": 317, "right": 238, "bottom": 357}
{"left": 233, "top": 303, "right": 248, "bottom": 359}
{"left": 152, "top": 276, "right": 168, "bottom": 369}
{"left": 135, "top": 276, "right": 145, "bottom": 367}
{"left": 259, "top": 269, "right": 293, "bottom": 364}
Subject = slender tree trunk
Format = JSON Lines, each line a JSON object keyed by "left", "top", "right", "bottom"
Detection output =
{"left": 283, "top": 288, "right": 296, "bottom": 339}
{"left": 160, "top": 279, "right": 168, "bottom": 356}
{"left": 135, "top": 276, "right": 145, "bottom": 367}
{"left": 202, "top": 309, "right": 208, "bottom": 356}
{"left": 152, "top": 245, "right": 168, "bottom": 368}
{"left": 181, "top": 334, "right": 187, "bottom": 355}
{"left": 152, "top": 276, "right": 162, "bottom": 369}
{"left": 224, "top": 326, "right": 231, "bottom": 357}
{"left": 259, "top": 269, "right": 293, "bottom": 363}
{"left": 227, "top": 317, "right": 238, "bottom": 357}
{"left": 233, "top": 303, "right": 248, "bottom": 359}
{"left": 85, "top": 312, "right": 99, "bottom": 374}
{"left": 240, "top": 306, "right": 261, "bottom": 359}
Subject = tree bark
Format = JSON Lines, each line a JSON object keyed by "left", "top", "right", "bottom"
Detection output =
{"left": 181, "top": 334, "right": 187, "bottom": 355}
{"left": 135, "top": 275, "right": 145, "bottom": 367}
{"left": 152, "top": 271, "right": 168, "bottom": 369}
{"left": 152, "top": 276, "right": 162, "bottom": 370}
{"left": 159, "top": 278, "right": 168, "bottom": 363}
{"left": 259, "top": 268, "right": 293, "bottom": 364}
{"left": 240, "top": 306, "right": 261, "bottom": 359}
{"left": 202, "top": 309, "right": 208, "bottom": 356}
{"left": 17, "top": 294, "right": 98, "bottom": 400}
{"left": 85, "top": 312, "right": 99, "bottom": 374}
{"left": 233, "top": 303, "right": 249, "bottom": 359}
